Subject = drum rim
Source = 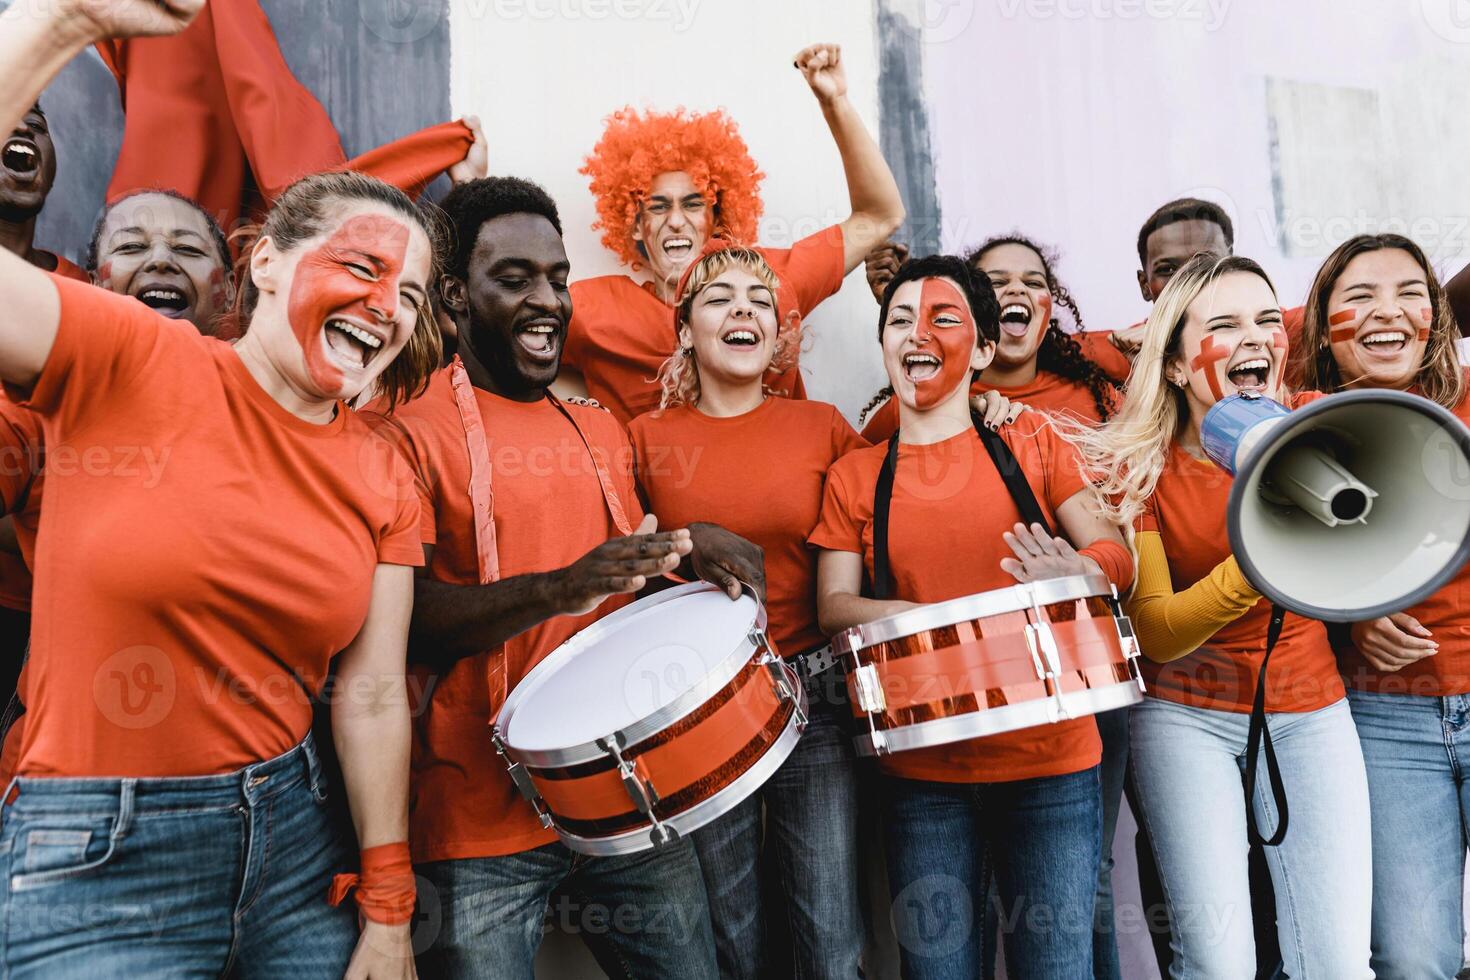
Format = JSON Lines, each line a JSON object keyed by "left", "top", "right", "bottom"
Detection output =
{"left": 854, "top": 679, "right": 1142, "bottom": 757}
{"left": 497, "top": 581, "right": 766, "bottom": 767}
{"left": 836, "top": 573, "right": 1111, "bottom": 653}
{"left": 551, "top": 695, "right": 807, "bottom": 856}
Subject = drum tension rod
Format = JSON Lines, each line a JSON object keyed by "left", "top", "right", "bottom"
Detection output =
{"left": 753, "top": 628, "right": 808, "bottom": 730}
{"left": 837, "top": 634, "right": 889, "bottom": 755}
{"left": 490, "top": 726, "right": 554, "bottom": 831}
{"left": 1106, "top": 585, "right": 1146, "bottom": 692}
{"left": 1023, "top": 586, "right": 1072, "bottom": 722}
{"left": 595, "top": 734, "right": 678, "bottom": 849}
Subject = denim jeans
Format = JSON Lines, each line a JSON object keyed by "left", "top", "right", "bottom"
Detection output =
{"left": 0, "top": 733, "right": 358, "bottom": 978}
{"left": 1347, "top": 688, "right": 1470, "bottom": 980}
{"left": 1092, "top": 704, "right": 1130, "bottom": 980}
{"left": 882, "top": 765, "right": 1102, "bottom": 980}
{"left": 1129, "top": 696, "right": 1372, "bottom": 980}
{"left": 692, "top": 689, "right": 865, "bottom": 979}
{"left": 415, "top": 835, "right": 717, "bottom": 980}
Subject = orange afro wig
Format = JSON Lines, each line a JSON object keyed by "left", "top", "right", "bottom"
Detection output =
{"left": 580, "top": 106, "right": 765, "bottom": 269}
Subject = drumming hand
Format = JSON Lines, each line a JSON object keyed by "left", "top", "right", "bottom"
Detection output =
{"left": 971, "top": 390, "right": 1026, "bottom": 431}
{"left": 555, "top": 515, "right": 693, "bottom": 617}
{"left": 864, "top": 240, "right": 909, "bottom": 304}
{"left": 1000, "top": 523, "right": 1091, "bottom": 584}
{"left": 687, "top": 522, "right": 766, "bottom": 602}
{"left": 1350, "top": 613, "right": 1438, "bottom": 673}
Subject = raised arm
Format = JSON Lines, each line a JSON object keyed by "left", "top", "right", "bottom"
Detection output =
{"left": 794, "top": 43, "right": 905, "bottom": 275}
{"left": 0, "top": 0, "right": 202, "bottom": 386}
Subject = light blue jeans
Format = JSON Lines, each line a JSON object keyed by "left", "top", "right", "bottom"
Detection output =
{"left": 1347, "top": 688, "right": 1470, "bottom": 980}
{"left": 1129, "top": 696, "right": 1372, "bottom": 980}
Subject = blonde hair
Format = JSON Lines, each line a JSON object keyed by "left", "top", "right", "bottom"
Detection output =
{"left": 1061, "top": 252, "right": 1278, "bottom": 526}
{"left": 1294, "top": 234, "right": 1464, "bottom": 409}
{"left": 655, "top": 246, "right": 797, "bottom": 410}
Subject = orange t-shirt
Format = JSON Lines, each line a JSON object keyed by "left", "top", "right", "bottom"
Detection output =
{"left": 1135, "top": 440, "right": 1340, "bottom": 713}
{"left": 9, "top": 275, "right": 423, "bottom": 778}
{"left": 1337, "top": 380, "right": 1470, "bottom": 695}
{"left": 861, "top": 369, "right": 1119, "bottom": 443}
{"left": 1074, "top": 329, "right": 1134, "bottom": 384}
{"left": 808, "top": 412, "right": 1103, "bottom": 783}
{"left": 629, "top": 398, "right": 866, "bottom": 658}
{"left": 48, "top": 255, "right": 88, "bottom": 283}
{"left": 0, "top": 396, "right": 41, "bottom": 612}
{"left": 384, "top": 370, "right": 645, "bottom": 861}
{"left": 564, "top": 226, "right": 847, "bottom": 425}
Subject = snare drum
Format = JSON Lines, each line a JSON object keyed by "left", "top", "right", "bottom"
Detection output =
{"left": 835, "top": 574, "right": 1143, "bottom": 756}
{"left": 492, "top": 581, "right": 807, "bottom": 855}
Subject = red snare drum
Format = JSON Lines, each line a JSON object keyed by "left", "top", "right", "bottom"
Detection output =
{"left": 492, "top": 582, "right": 806, "bottom": 855}
{"left": 834, "top": 574, "right": 1143, "bottom": 756}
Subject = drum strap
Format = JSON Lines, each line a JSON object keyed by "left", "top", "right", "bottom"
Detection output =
{"left": 1244, "top": 604, "right": 1290, "bottom": 847}
{"left": 870, "top": 411, "right": 1052, "bottom": 600}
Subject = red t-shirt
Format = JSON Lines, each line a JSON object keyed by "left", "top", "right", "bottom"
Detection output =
{"left": 10, "top": 275, "right": 423, "bottom": 778}
{"left": 1337, "top": 378, "right": 1470, "bottom": 695}
{"left": 809, "top": 412, "right": 1105, "bottom": 783}
{"left": 564, "top": 226, "right": 847, "bottom": 425}
{"left": 1135, "top": 438, "right": 1341, "bottom": 713}
{"left": 629, "top": 398, "right": 866, "bottom": 658}
{"left": 384, "top": 371, "right": 645, "bottom": 861}
{"left": 861, "top": 369, "right": 1119, "bottom": 443}
{"left": 1074, "top": 329, "right": 1133, "bottom": 384}
{"left": 0, "top": 396, "right": 41, "bottom": 612}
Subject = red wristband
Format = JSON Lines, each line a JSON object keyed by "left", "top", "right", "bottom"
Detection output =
{"left": 327, "top": 842, "right": 416, "bottom": 925}
{"left": 1078, "top": 540, "right": 1134, "bottom": 591}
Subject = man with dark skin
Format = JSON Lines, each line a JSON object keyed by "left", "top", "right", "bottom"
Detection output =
{"left": 383, "top": 176, "right": 759, "bottom": 979}
{"left": 0, "top": 103, "right": 82, "bottom": 280}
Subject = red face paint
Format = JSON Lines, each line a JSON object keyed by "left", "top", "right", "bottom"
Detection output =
{"left": 286, "top": 214, "right": 411, "bottom": 394}
{"left": 207, "top": 267, "right": 227, "bottom": 312}
{"left": 1270, "top": 329, "right": 1289, "bottom": 360}
{"left": 1188, "top": 333, "right": 1230, "bottom": 401}
{"left": 1418, "top": 327, "right": 1431, "bottom": 342}
{"left": 1419, "top": 307, "right": 1434, "bottom": 342}
{"left": 1328, "top": 308, "right": 1359, "bottom": 344}
{"left": 913, "top": 278, "right": 977, "bottom": 409}
{"left": 95, "top": 261, "right": 112, "bottom": 288}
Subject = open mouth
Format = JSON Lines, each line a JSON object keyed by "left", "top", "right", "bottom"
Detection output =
{"left": 515, "top": 320, "right": 560, "bottom": 362}
{"left": 1, "top": 138, "right": 38, "bottom": 176}
{"left": 1359, "top": 329, "right": 1408, "bottom": 355}
{"left": 721, "top": 328, "right": 760, "bottom": 348}
{"left": 325, "top": 317, "right": 384, "bottom": 369}
{"left": 1226, "top": 357, "right": 1271, "bottom": 392}
{"left": 903, "top": 350, "right": 942, "bottom": 382}
{"left": 662, "top": 237, "right": 693, "bottom": 261}
{"left": 135, "top": 286, "right": 190, "bottom": 317}
{"left": 999, "top": 303, "right": 1032, "bottom": 338}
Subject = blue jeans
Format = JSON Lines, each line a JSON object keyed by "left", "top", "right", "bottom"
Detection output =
{"left": 415, "top": 836, "right": 717, "bottom": 980}
{"left": 692, "top": 691, "right": 865, "bottom": 979}
{"left": 1348, "top": 688, "right": 1470, "bottom": 979}
{"left": 882, "top": 765, "right": 1102, "bottom": 980}
{"left": 0, "top": 734, "right": 358, "bottom": 978}
{"left": 1129, "top": 696, "right": 1372, "bottom": 980}
{"left": 1092, "top": 704, "right": 1130, "bottom": 980}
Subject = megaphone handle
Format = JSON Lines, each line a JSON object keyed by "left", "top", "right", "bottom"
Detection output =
{"left": 1244, "top": 605, "right": 1290, "bottom": 848}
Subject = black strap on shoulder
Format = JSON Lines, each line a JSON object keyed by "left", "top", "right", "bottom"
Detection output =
{"left": 870, "top": 412, "right": 1052, "bottom": 601}
{"left": 1244, "top": 604, "right": 1290, "bottom": 847}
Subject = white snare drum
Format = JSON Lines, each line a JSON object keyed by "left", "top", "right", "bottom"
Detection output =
{"left": 834, "top": 574, "right": 1143, "bottom": 756}
{"left": 492, "top": 581, "right": 807, "bottom": 856}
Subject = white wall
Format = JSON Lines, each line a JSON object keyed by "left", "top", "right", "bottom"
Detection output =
{"left": 449, "top": 0, "right": 889, "bottom": 421}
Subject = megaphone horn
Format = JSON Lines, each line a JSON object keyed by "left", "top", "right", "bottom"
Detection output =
{"left": 1201, "top": 390, "right": 1470, "bottom": 622}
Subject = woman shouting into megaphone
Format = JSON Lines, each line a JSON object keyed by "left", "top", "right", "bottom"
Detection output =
{"left": 1296, "top": 234, "right": 1469, "bottom": 980}
{"left": 1066, "top": 252, "right": 1373, "bottom": 979}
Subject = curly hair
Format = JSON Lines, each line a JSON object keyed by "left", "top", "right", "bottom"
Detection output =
{"left": 438, "top": 176, "right": 562, "bottom": 281}
{"left": 580, "top": 106, "right": 764, "bottom": 269}
{"left": 968, "top": 234, "right": 1122, "bottom": 422}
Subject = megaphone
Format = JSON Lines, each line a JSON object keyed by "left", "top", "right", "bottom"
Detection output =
{"left": 1201, "top": 389, "right": 1470, "bottom": 622}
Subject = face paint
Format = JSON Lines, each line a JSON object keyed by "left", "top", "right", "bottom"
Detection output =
{"left": 914, "top": 278, "right": 977, "bottom": 409}
{"left": 1419, "top": 306, "right": 1433, "bottom": 342}
{"left": 208, "top": 267, "right": 227, "bottom": 312}
{"left": 95, "top": 261, "right": 112, "bottom": 289}
{"left": 286, "top": 214, "right": 411, "bottom": 395}
{"left": 1188, "top": 333, "right": 1230, "bottom": 401}
{"left": 1328, "top": 308, "right": 1359, "bottom": 344}
{"left": 1270, "top": 328, "right": 1289, "bottom": 362}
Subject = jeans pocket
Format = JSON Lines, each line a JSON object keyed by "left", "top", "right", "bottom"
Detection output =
{"left": 9, "top": 816, "right": 120, "bottom": 891}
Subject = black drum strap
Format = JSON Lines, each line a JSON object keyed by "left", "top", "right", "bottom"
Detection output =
{"left": 870, "top": 412, "right": 1052, "bottom": 602}
{"left": 1244, "top": 604, "right": 1290, "bottom": 846}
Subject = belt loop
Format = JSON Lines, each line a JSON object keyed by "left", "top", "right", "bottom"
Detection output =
{"left": 115, "top": 779, "right": 136, "bottom": 838}
{"left": 302, "top": 730, "right": 324, "bottom": 795}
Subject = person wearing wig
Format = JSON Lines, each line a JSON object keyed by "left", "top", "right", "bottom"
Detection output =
{"left": 1295, "top": 234, "right": 1470, "bottom": 980}
{"left": 1065, "top": 252, "right": 1372, "bottom": 978}
{"left": 810, "top": 254, "right": 1131, "bottom": 978}
{"left": 562, "top": 42, "right": 905, "bottom": 425}
{"left": 0, "top": 3, "right": 450, "bottom": 975}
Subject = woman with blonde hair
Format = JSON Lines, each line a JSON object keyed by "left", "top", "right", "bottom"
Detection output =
{"left": 0, "top": 2, "right": 442, "bottom": 975}
{"left": 1296, "top": 233, "right": 1469, "bottom": 979}
{"left": 1066, "top": 251, "right": 1372, "bottom": 978}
